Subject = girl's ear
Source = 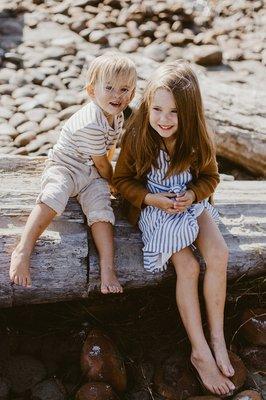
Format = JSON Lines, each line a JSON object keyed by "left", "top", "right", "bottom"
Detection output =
{"left": 130, "top": 88, "right": 136, "bottom": 101}
{"left": 86, "top": 84, "right": 94, "bottom": 97}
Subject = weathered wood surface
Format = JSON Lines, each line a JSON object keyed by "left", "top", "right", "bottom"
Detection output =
{"left": 130, "top": 54, "right": 266, "bottom": 177}
{"left": 0, "top": 156, "right": 265, "bottom": 308}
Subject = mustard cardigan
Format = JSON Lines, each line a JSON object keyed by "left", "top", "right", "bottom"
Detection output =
{"left": 113, "top": 139, "right": 220, "bottom": 226}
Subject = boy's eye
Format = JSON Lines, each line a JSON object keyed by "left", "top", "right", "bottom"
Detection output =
{"left": 121, "top": 87, "right": 129, "bottom": 93}
{"left": 105, "top": 86, "right": 112, "bottom": 91}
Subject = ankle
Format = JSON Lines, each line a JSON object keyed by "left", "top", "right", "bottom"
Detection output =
{"left": 14, "top": 242, "right": 32, "bottom": 256}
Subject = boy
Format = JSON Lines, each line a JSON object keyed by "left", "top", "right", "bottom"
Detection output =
{"left": 9, "top": 52, "right": 137, "bottom": 294}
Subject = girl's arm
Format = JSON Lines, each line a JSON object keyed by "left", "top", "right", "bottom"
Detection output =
{"left": 113, "top": 139, "right": 149, "bottom": 209}
{"left": 187, "top": 156, "right": 220, "bottom": 202}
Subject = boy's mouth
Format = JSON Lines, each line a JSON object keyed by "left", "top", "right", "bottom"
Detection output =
{"left": 158, "top": 124, "right": 174, "bottom": 131}
{"left": 109, "top": 101, "right": 121, "bottom": 108}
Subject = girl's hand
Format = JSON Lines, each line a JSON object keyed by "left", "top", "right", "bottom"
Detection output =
{"left": 144, "top": 193, "right": 179, "bottom": 214}
{"left": 173, "top": 190, "right": 196, "bottom": 212}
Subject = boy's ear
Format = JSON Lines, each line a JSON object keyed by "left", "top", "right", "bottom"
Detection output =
{"left": 86, "top": 84, "right": 94, "bottom": 97}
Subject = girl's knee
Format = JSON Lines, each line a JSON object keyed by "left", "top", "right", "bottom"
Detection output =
{"left": 174, "top": 257, "right": 200, "bottom": 279}
{"left": 205, "top": 242, "right": 229, "bottom": 270}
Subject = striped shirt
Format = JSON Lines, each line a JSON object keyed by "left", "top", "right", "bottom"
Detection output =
{"left": 50, "top": 101, "right": 124, "bottom": 165}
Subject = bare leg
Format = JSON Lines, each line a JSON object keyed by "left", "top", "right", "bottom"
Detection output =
{"left": 172, "top": 247, "right": 235, "bottom": 395}
{"left": 90, "top": 221, "right": 123, "bottom": 294}
{"left": 9, "top": 203, "right": 56, "bottom": 287}
{"left": 196, "top": 210, "right": 234, "bottom": 378}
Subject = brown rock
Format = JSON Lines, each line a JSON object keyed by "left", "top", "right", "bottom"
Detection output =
{"left": 89, "top": 31, "right": 108, "bottom": 45}
{"left": 225, "top": 352, "right": 247, "bottom": 395}
{"left": 239, "top": 346, "right": 266, "bottom": 373}
{"left": 241, "top": 309, "right": 266, "bottom": 346}
{"left": 187, "top": 45, "right": 223, "bottom": 66}
{"left": 233, "top": 390, "right": 262, "bottom": 400}
{"left": 187, "top": 397, "right": 221, "bottom": 400}
{"left": 75, "top": 382, "right": 119, "bottom": 400}
{"left": 154, "top": 353, "right": 200, "bottom": 399}
{"left": 80, "top": 329, "right": 127, "bottom": 393}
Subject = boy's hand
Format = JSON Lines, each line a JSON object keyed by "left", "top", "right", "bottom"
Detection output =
{"left": 144, "top": 193, "right": 179, "bottom": 214}
{"left": 173, "top": 190, "right": 196, "bottom": 212}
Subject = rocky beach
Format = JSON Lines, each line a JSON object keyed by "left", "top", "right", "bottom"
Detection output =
{"left": 0, "top": 0, "right": 265, "bottom": 399}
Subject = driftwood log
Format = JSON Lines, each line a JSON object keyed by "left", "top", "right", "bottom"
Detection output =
{"left": 0, "top": 155, "right": 265, "bottom": 308}
{"left": 130, "top": 54, "right": 266, "bottom": 177}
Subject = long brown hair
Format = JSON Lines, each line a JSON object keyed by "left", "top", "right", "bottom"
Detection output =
{"left": 124, "top": 60, "right": 215, "bottom": 178}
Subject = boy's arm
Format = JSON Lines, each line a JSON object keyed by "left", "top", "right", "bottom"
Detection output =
{"left": 91, "top": 154, "right": 113, "bottom": 183}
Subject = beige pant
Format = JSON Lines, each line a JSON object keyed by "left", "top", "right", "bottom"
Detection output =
{"left": 36, "top": 150, "right": 114, "bottom": 226}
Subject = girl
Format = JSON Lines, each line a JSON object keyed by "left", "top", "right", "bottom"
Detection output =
{"left": 113, "top": 60, "right": 235, "bottom": 395}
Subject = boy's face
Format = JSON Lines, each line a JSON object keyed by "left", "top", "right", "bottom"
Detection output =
{"left": 88, "top": 76, "right": 135, "bottom": 118}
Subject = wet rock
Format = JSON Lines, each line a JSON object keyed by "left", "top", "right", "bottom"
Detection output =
{"left": 241, "top": 309, "right": 266, "bottom": 346}
{"left": 154, "top": 353, "right": 200, "bottom": 400}
{"left": 5, "top": 355, "right": 46, "bottom": 394}
{"left": 75, "top": 382, "right": 118, "bottom": 400}
{"left": 239, "top": 346, "right": 266, "bottom": 373}
{"left": 81, "top": 329, "right": 127, "bottom": 393}
{"left": 31, "top": 378, "right": 66, "bottom": 400}
{"left": 234, "top": 390, "right": 262, "bottom": 400}
{"left": 14, "top": 132, "right": 37, "bottom": 147}
{"left": 119, "top": 38, "right": 140, "bottom": 53}
{"left": 187, "top": 45, "right": 223, "bottom": 66}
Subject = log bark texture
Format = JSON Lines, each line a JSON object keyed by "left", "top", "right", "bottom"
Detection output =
{"left": 0, "top": 156, "right": 265, "bottom": 307}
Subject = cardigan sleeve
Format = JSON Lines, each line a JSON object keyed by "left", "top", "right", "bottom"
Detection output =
{"left": 113, "top": 139, "right": 149, "bottom": 210}
{"left": 187, "top": 155, "right": 220, "bottom": 202}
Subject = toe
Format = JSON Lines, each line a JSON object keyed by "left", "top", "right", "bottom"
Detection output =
{"left": 26, "top": 276, "right": 32, "bottom": 287}
{"left": 101, "top": 284, "right": 109, "bottom": 294}
{"left": 14, "top": 275, "right": 19, "bottom": 285}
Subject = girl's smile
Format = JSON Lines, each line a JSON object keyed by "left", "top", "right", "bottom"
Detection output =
{"left": 149, "top": 88, "right": 178, "bottom": 138}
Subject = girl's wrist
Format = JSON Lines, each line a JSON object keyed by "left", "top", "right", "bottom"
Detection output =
{"left": 144, "top": 193, "right": 154, "bottom": 206}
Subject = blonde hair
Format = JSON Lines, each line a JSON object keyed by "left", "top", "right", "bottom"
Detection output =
{"left": 124, "top": 60, "right": 215, "bottom": 178}
{"left": 86, "top": 52, "right": 137, "bottom": 90}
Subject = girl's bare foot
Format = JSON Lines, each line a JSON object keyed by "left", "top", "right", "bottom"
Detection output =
{"left": 191, "top": 346, "right": 235, "bottom": 396}
{"left": 211, "top": 335, "right": 235, "bottom": 378}
{"left": 100, "top": 266, "right": 123, "bottom": 294}
{"left": 9, "top": 245, "right": 32, "bottom": 287}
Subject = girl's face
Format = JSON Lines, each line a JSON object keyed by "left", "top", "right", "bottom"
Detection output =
{"left": 149, "top": 88, "right": 178, "bottom": 139}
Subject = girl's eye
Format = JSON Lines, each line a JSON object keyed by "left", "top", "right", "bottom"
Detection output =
{"left": 153, "top": 107, "right": 160, "bottom": 111}
{"left": 121, "top": 88, "right": 129, "bottom": 93}
{"left": 171, "top": 110, "right": 178, "bottom": 113}
{"left": 105, "top": 86, "right": 112, "bottom": 91}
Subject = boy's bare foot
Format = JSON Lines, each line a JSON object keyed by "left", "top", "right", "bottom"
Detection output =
{"left": 100, "top": 266, "right": 123, "bottom": 294}
{"left": 211, "top": 336, "right": 235, "bottom": 378}
{"left": 191, "top": 346, "right": 235, "bottom": 396}
{"left": 9, "top": 246, "right": 32, "bottom": 287}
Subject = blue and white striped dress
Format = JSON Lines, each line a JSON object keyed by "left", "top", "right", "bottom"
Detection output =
{"left": 138, "top": 149, "right": 219, "bottom": 273}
